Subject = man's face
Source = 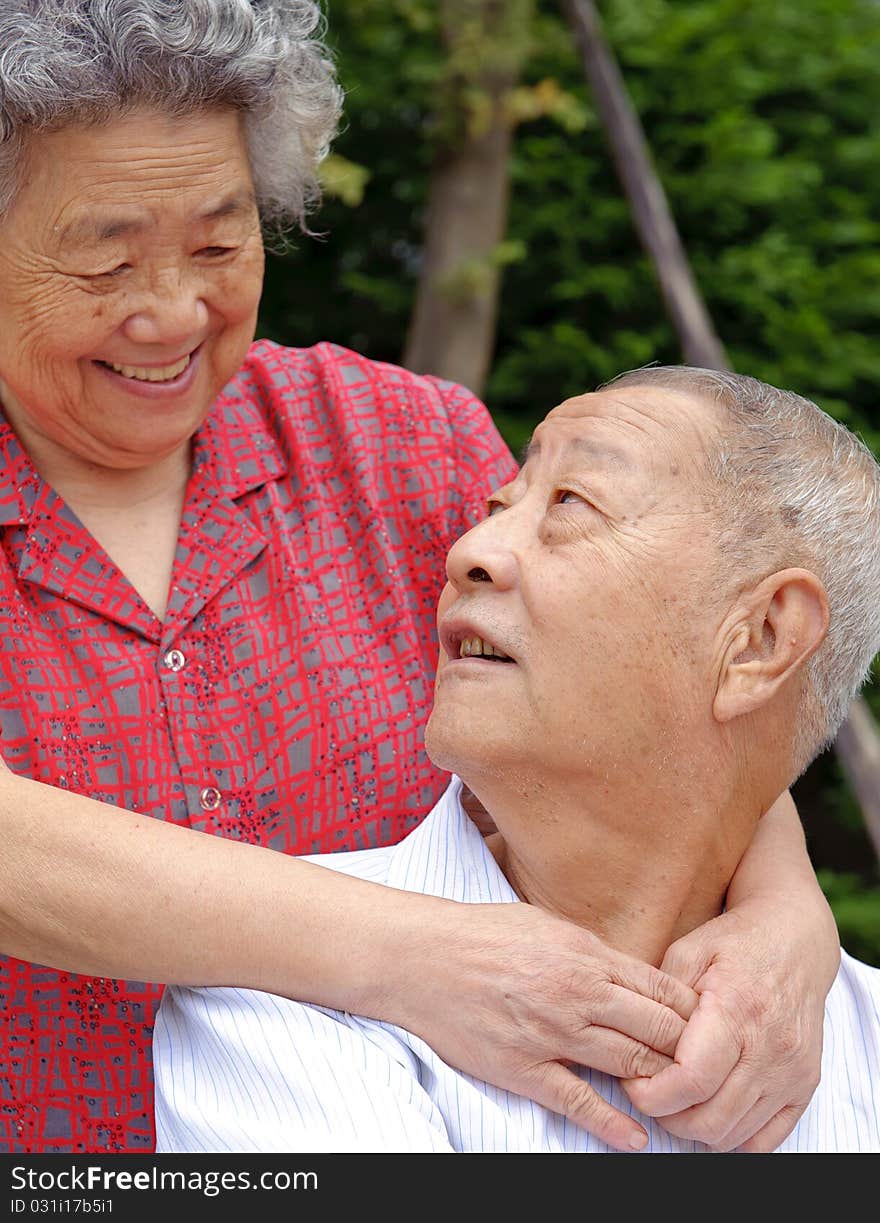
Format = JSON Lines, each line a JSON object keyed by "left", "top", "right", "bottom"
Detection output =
{"left": 425, "top": 387, "right": 723, "bottom": 787}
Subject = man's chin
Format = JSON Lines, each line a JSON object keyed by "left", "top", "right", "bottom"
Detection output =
{"left": 425, "top": 718, "right": 472, "bottom": 775}
{"left": 424, "top": 720, "right": 504, "bottom": 784}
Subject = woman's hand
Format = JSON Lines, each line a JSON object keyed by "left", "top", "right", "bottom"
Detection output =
{"left": 622, "top": 790, "right": 840, "bottom": 1151}
{"left": 387, "top": 900, "right": 698, "bottom": 1152}
{"left": 622, "top": 896, "right": 838, "bottom": 1150}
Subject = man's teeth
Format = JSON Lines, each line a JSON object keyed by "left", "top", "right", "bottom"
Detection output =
{"left": 459, "top": 635, "right": 511, "bottom": 660}
{"left": 106, "top": 354, "right": 191, "bottom": 382}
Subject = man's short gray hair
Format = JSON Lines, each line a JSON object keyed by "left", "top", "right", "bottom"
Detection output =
{"left": 0, "top": 0, "right": 342, "bottom": 233}
{"left": 605, "top": 365, "right": 880, "bottom": 772}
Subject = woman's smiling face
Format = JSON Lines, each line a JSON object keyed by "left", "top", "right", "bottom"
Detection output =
{"left": 0, "top": 106, "right": 265, "bottom": 472}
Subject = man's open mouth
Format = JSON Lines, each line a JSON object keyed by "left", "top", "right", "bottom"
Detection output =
{"left": 458, "top": 635, "right": 514, "bottom": 662}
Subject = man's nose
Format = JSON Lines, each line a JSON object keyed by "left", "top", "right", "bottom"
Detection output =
{"left": 445, "top": 512, "right": 520, "bottom": 593}
{"left": 121, "top": 268, "right": 209, "bottom": 348}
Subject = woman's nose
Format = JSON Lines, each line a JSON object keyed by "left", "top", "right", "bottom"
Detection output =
{"left": 445, "top": 513, "right": 520, "bottom": 594}
{"left": 120, "top": 269, "right": 209, "bottom": 348}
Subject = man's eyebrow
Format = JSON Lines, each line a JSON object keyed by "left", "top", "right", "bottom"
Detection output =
{"left": 520, "top": 436, "right": 632, "bottom": 470}
{"left": 56, "top": 190, "right": 257, "bottom": 248}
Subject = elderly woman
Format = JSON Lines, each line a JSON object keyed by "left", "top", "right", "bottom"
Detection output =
{"left": 0, "top": 0, "right": 838, "bottom": 1155}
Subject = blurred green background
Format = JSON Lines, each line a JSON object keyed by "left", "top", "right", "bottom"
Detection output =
{"left": 256, "top": 0, "right": 880, "bottom": 964}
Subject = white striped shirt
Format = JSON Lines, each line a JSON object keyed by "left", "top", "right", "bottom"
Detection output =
{"left": 154, "top": 778, "right": 880, "bottom": 1153}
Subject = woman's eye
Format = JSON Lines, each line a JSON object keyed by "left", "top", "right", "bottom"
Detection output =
{"left": 486, "top": 500, "right": 506, "bottom": 517}
{"left": 558, "top": 490, "right": 586, "bottom": 505}
{"left": 91, "top": 262, "right": 131, "bottom": 279}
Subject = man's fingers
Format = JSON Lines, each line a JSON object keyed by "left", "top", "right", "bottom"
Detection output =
{"left": 599, "top": 987, "right": 687, "bottom": 1058}
{"left": 622, "top": 991, "right": 741, "bottom": 1116}
{"left": 527, "top": 1062, "right": 649, "bottom": 1152}
{"left": 735, "top": 1102, "right": 810, "bottom": 1153}
{"left": 607, "top": 957, "right": 699, "bottom": 1022}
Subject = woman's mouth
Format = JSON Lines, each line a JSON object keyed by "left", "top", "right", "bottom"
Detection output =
{"left": 92, "top": 346, "right": 202, "bottom": 396}
{"left": 97, "top": 347, "right": 200, "bottom": 384}
{"left": 99, "top": 353, "right": 192, "bottom": 383}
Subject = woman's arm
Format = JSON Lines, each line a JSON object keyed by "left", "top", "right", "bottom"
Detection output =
{"left": 0, "top": 766, "right": 694, "bottom": 1153}
{"left": 624, "top": 788, "right": 838, "bottom": 1151}
{"left": 0, "top": 767, "right": 835, "bottom": 1153}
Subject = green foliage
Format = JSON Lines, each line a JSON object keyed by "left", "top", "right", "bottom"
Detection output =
{"left": 319, "top": 153, "right": 372, "bottom": 207}
{"left": 258, "top": 0, "right": 880, "bottom": 959}
{"left": 817, "top": 870, "right": 880, "bottom": 967}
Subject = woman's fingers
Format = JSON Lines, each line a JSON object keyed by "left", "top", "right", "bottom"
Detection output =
{"left": 606, "top": 956, "right": 699, "bottom": 1023}
{"left": 401, "top": 902, "right": 707, "bottom": 1140}
{"left": 571, "top": 1024, "right": 674, "bottom": 1078}
{"left": 627, "top": 1069, "right": 762, "bottom": 1150}
{"left": 523, "top": 1061, "right": 650, "bottom": 1152}
{"left": 735, "top": 1103, "right": 811, "bottom": 1153}
{"left": 597, "top": 985, "right": 688, "bottom": 1058}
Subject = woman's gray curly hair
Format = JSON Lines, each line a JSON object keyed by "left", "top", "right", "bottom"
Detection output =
{"left": 0, "top": 0, "right": 342, "bottom": 233}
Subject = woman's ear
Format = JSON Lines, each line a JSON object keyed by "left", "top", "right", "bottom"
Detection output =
{"left": 714, "top": 569, "right": 830, "bottom": 723}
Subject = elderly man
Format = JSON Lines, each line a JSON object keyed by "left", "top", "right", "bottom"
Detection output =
{"left": 153, "top": 367, "right": 880, "bottom": 1153}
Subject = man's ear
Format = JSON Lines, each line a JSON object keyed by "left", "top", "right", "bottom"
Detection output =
{"left": 714, "top": 568, "right": 830, "bottom": 723}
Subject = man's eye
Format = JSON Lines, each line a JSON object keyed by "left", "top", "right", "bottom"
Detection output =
{"left": 197, "top": 245, "right": 236, "bottom": 258}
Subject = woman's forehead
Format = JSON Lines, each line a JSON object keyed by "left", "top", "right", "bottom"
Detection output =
{"left": 10, "top": 108, "right": 253, "bottom": 235}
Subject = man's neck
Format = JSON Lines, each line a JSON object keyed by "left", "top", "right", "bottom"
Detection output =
{"left": 469, "top": 761, "right": 766, "bottom": 966}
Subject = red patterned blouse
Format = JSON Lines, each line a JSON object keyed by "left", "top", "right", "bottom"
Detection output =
{"left": 0, "top": 340, "right": 517, "bottom": 1152}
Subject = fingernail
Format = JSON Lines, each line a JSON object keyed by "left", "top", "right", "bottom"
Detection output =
{"left": 629, "top": 1130, "right": 649, "bottom": 1151}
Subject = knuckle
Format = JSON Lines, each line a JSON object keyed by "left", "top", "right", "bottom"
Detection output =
{"left": 776, "top": 1035, "right": 804, "bottom": 1065}
{"left": 651, "top": 1008, "right": 684, "bottom": 1052}
{"left": 581, "top": 979, "right": 614, "bottom": 1018}
{"left": 560, "top": 1079, "right": 600, "bottom": 1122}
{"left": 738, "top": 986, "right": 767, "bottom": 1029}
{"left": 620, "top": 1045, "right": 655, "bottom": 1080}
{"left": 660, "top": 945, "right": 687, "bottom": 978}
{"left": 767, "top": 1018, "right": 806, "bottom": 1062}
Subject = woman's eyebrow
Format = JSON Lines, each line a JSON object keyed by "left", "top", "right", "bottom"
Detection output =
{"left": 197, "top": 189, "right": 257, "bottom": 223}
{"left": 56, "top": 213, "right": 146, "bottom": 248}
{"left": 55, "top": 190, "right": 257, "bottom": 250}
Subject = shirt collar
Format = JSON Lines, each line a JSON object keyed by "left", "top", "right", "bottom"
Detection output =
{"left": 193, "top": 362, "right": 288, "bottom": 500}
{"left": 0, "top": 346, "right": 288, "bottom": 527}
{"left": 384, "top": 776, "right": 520, "bottom": 906}
{"left": 0, "top": 418, "right": 44, "bottom": 526}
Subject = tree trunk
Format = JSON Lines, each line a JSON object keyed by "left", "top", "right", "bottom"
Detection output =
{"left": 833, "top": 696, "right": 880, "bottom": 862}
{"left": 563, "top": 0, "right": 880, "bottom": 856}
{"left": 562, "top": 0, "right": 728, "bottom": 371}
{"left": 404, "top": 0, "right": 533, "bottom": 397}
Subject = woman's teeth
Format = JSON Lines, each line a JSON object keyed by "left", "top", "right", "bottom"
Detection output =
{"left": 105, "top": 354, "right": 191, "bottom": 382}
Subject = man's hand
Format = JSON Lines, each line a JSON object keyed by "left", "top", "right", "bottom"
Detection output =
{"left": 391, "top": 901, "right": 698, "bottom": 1152}
{"left": 622, "top": 900, "right": 839, "bottom": 1151}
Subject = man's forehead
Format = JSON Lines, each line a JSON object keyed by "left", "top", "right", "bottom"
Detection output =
{"left": 534, "top": 385, "right": 717, "bottom": 461}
